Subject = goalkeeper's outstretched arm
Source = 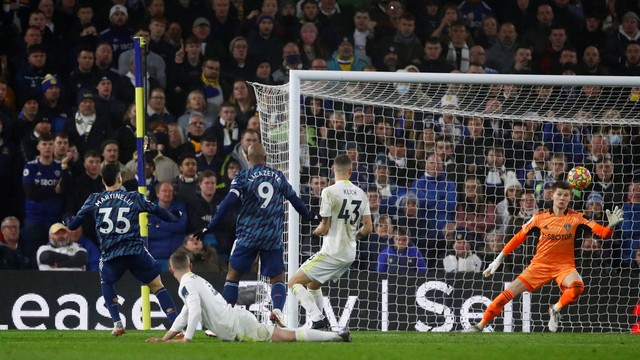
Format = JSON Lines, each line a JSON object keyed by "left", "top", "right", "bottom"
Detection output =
{"left": 483, "top": 228, "right": 529, "bottom": 277}
{"left": 605, "top": 206, "right": 624, "bottom": 229}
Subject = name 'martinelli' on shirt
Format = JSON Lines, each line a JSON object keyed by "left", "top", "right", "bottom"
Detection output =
{"left": 71, "top": 189, "right": 174, "bottom": 261}
{"left": 94, "top": 192, "right": 134, "bottom": 207}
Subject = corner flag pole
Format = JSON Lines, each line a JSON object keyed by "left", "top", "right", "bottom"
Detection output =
{"left": 133, "top": 36, "right": 151, "bottom": 330}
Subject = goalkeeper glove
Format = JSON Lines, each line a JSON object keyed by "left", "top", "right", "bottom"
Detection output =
{"left": 483, "top": 252, "right": 505, "bottom": 278}
{"left": 171, "top": 209, "right": 183, "bottom": 218}
{"left": 605, "top": 206, "right": 624, "bottom": 228}
{"left": 193, "top": 227, "right": 209, "bottom": 241}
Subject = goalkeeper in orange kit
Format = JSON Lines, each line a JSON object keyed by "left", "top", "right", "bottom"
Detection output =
{"left": 464, "top": 181, "right": 624, "bottom": 333}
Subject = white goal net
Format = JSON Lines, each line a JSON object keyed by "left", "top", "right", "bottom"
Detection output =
{"left": 251, "top": 72, "right": 640, "bottom": 333}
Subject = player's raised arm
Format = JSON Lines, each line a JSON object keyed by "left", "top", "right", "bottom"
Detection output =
{"left": 581, "top": 206, "right": 624, "bottom": 240}
{"left": 65, "top": 193, "right": 97, "bottom": 231}
{"left": 483, "top": 227, "right": 529, "bottom": 277}
{"left": 194, "top": 190, "right": 241, "bottom": 240}
{"left": 605, "top": 206, "right": 624, "bottom": 229}
{"left": 281, "top": 171, "right": 317, "bottom": 220}
{"left": 483, "top": 210, "right": 539, "bottom": 277}
{"left": 138, "top": 193, "right": 183, "bottom": 223}
{"left": 286, "top": 191, "right": 315, "bottom": 220}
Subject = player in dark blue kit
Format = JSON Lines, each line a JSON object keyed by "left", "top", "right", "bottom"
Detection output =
{"left": 195, "top": 143, "right": 317, "bottom": 328}
{"left": 66, "top": 164, "right": 182, "bottom": 336}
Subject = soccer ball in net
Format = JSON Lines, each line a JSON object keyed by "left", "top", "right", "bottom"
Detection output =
{"left": 567, "top": 166, "right": 592, "bottom": 190}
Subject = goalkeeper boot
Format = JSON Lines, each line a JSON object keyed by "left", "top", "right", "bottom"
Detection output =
{"left": 111, "top": 321, "right": 125, "bottom": 337}
{"left": 269, "top": 309, "right": 286, "bottom": 328}
{"left": 338, "top": 328, "right": 352, "bottom": 342}
{"left": 311, "top": 317, "right": 331, "bottom": 331}
{"left": 548, "top": 307, "right": 562, "bottom": 333}
{"left": 461, "top": 324, "right": 483, "bottom": 333}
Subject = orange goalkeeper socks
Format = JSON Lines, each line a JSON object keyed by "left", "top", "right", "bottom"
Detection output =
{"left": 557, "top": 280, "right": 585, "bottom": 309}
{"left": 482, "top": 289, "right": 515, "bottom": 324}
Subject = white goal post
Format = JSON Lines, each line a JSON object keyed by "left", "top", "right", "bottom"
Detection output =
{"left": 251, "top": 71, "right": 640, "bottom": 332}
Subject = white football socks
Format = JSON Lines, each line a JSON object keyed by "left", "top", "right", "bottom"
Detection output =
{"left": 309, "top": 288, "right": 324, "bottom": 315}
{"left": 291, "top": 284, "right": 323, "bottom": 322}
{"left": 295, "top": 328, "right": 341, "bottom": 342}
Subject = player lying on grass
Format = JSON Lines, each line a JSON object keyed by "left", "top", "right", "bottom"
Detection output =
{"left": 464, "top": 180, "right": 623, "bottom": 333}
{"left": 146, "top": 250, "right": 351, "bottom": 343}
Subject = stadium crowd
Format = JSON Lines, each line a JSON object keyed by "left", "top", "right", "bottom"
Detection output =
{"left": 1, "top": 0, "right": 640, "bottom": 274}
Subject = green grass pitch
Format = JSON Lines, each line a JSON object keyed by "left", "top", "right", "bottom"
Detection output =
{"left": 1, "top": 331, "right": 640, "bottom": 360}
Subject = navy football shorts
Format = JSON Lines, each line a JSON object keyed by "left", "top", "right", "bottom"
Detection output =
{"left": 229, "top": 244, "right": 284, "bottom": 277}
{"left": 100, "top": 252, "right": 161, "bottom": 285}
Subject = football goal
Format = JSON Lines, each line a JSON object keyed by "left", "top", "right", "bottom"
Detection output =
{"left": 251, "top": 71, "right": 640, "bottom": 332}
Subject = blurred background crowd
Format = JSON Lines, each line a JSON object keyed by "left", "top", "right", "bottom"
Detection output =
{"left": 1, "top": 0, "right": 640, "bottom": 275}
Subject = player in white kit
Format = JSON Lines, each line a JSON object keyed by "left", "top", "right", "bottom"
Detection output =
{"left": 288, "top": 154, "right": 373, "bottom": 330}
{"left": 146, "top": 251, "right": 351, "bottom": 343}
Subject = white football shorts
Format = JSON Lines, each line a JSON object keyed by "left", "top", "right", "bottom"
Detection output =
{"left": 300, "top": 252, "right": 352, "bottom": 284}
{"left": 234, "top": 307, "right": 274, "bottom": 342}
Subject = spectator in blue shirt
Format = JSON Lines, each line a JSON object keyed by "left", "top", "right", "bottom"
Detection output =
{"left": 98, "top": 5, "right": 134, "bottom": 65}
{"left": 377, "top": 227, "right": 427, "bottom": 274}
{"left": 622, "top": 180, "right": 640, "bottom": 266}
{"left": 14, "top": 45, "right": 50, "bottom": 98}
{"left": 148, "top": 181, "right": 188, "bottom": 271}
{"left": 411, "top": 152, "right": 456, "bottom": 237}
{"left": 541, "top": 121, "right": 586, "bottom": 167}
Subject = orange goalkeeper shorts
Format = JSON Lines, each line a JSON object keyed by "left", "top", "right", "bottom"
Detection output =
{"left": 517, "top": 263, "right": 577, "bottom": 292}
